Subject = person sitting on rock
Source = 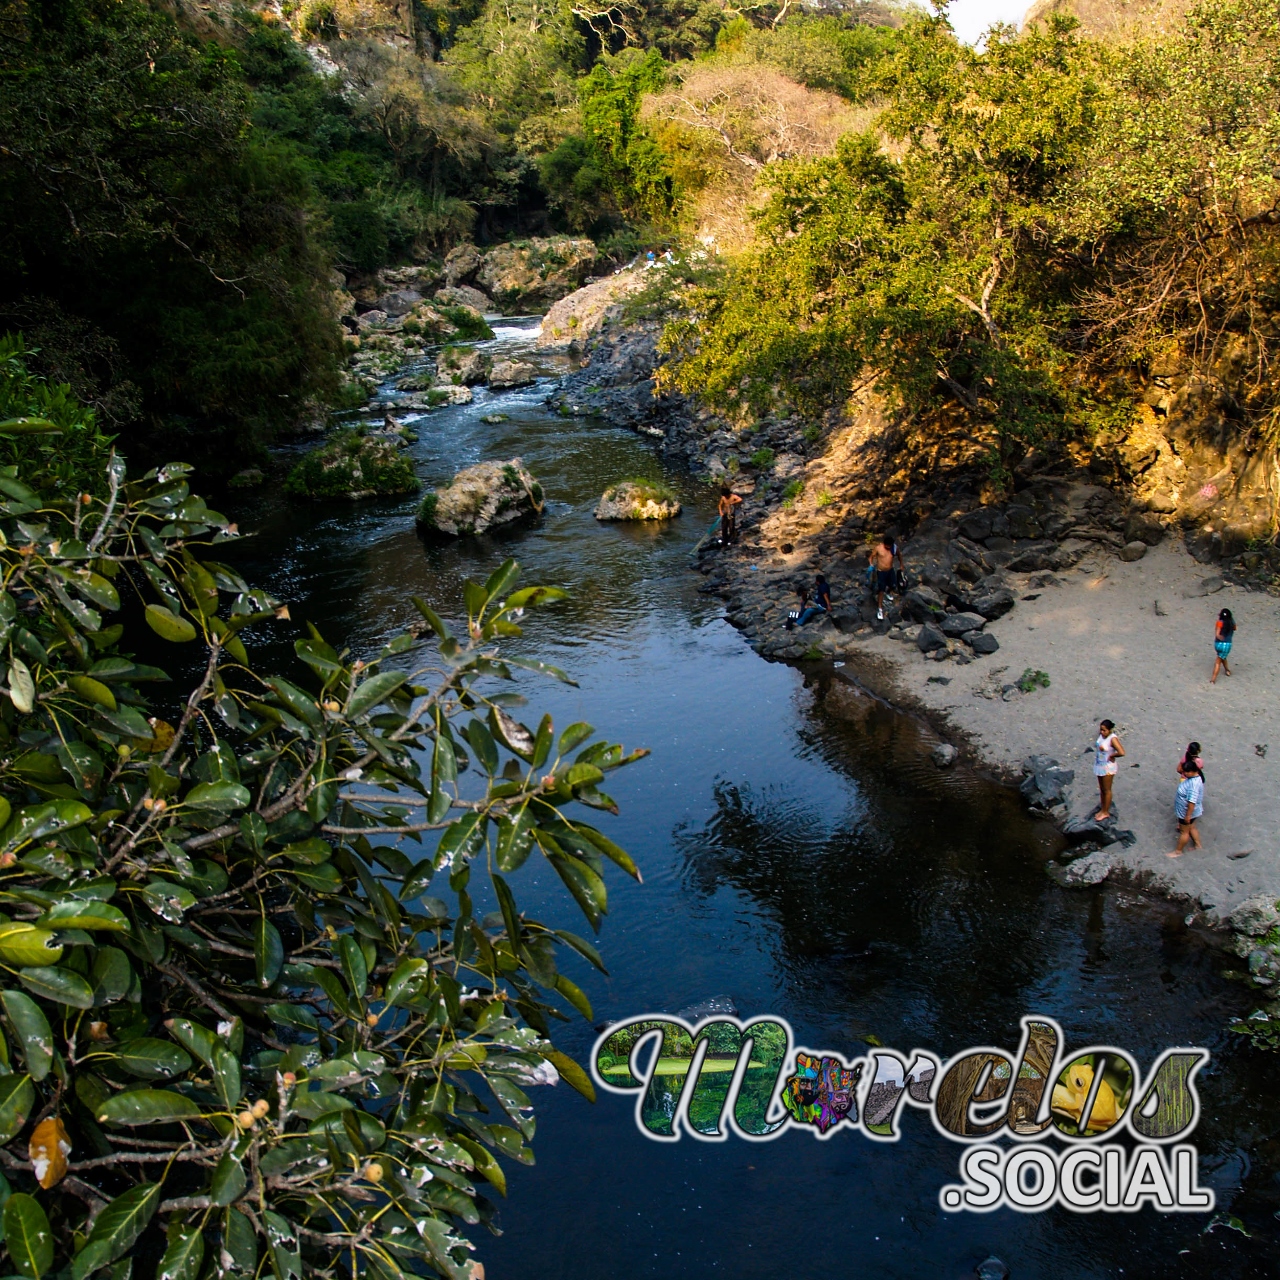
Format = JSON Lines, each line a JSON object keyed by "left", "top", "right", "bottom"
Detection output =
{"left": 786, "top": 576, "right": 831, "bottom": 631}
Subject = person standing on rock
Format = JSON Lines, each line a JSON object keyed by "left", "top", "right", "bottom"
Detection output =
{"left": 718, "top": 486, "right": 742, "bottom": 547}
{"left": 1169, "top": 744, "right": 1205, "bottom": 858}
{"left": 868, "top": 534, "right": 902, "bottom": 622}
{"left": 1210, "top": 608, "right": 1235, "bottom": 683}
{"left": 1092, "top": 719, "right": 1124, "bottom": 821}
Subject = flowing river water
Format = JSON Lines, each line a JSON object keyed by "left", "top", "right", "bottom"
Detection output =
{"left": 223, "top": 319, "right": 1280, "bottom": 1278}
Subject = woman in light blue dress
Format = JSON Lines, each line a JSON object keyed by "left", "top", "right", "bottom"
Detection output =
{"left": 1168, "top": 743, "right": 1204, "bottom": 858}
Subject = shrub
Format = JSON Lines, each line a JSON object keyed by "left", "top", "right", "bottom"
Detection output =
{"left": 816, "top": 489, "right": 834, "bottom": 508}
{"left": 782, "top": 478, "right": 804, "bottom": 507}
{"left": 749, "top": 447, "right": 775, "bottom": 470}
{"left": 437, "top": 307, "right": 495, "bottom": 342}
{"left": 1018, "top": 668, "right": 1051, "bottom": 692}
{"left": 604, "top": 476, "right": 677, "bottom": 504}
{"left": 0, "top": 427, "right": 645, "bottom": 1277}
{"left": 417, "top": 490, "right": 439, "bottom": 527}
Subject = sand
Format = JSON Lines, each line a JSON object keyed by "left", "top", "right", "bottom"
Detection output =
{"left": 863, "top": 540, "right": 1280, "bottom": 921}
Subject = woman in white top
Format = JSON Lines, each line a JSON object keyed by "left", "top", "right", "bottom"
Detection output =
{"left": 1092, "top": 719, "right": 1124, "bottom": 821}
{"left": 1168, "top": 743, "right": 1205, "bottom": 858}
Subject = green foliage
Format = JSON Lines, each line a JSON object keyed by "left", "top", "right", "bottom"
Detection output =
{"left": 604, "top": 476, "right": 678, "bottom": 504}
{"left": 0, "top": 420, "right": 644, "bottom": 1275}
{"left": 748, "top": 447, "right": 775, "bottom": 470}
{"left": 284, "top": 430, "right": 421, "bottom": 500}
{"left": 1017, "top": 668, "right": 1051, "bottom": 692}
{"left": 0, "top": 0, "right": 344, "bottom": 473}
{"left": 781, "top": 479, "right": 804, "bottom": 506}
{"left": 0, "top": 339, "right": 114, "bottom": 496}
{"left": 436, "top": 307, "right": 496, "bottom": 341}
{"left": 661, "top": 14, "right": 1100, "bottom": 473}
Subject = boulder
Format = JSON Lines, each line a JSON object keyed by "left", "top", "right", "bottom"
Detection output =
{"left": 375, "top": 289, "right": 423, "bottom": 317}
{"left": 356, "top": 309, "right": 390, "bottom": 331}
{"left": 489, "top": 360, "right": 538, "bottom": 390}
{"left": 940, "top": 611, "right": 986, "bottom": 637}
{"left": 957, "top": 510, "right": 993, "bottom": 541}
{"left": 1047, "top": 852, "right": 1113, "bottom": 888}
{"left": 284, "top": 431, "right": 419, "bottom": 502}
{"left": 1126, "top": 511, "right": 1166, "bottom": 545}
{"left": 438, "top": 347, "right": 491, "bottom": 386}
{"left": 435, "top": 284, "right": 493, "bottom": 312}
{"left": 427, "top": 385, "right": 473, "bottom": 406}
{"left": 538, "top": 268, "right": 646, "bottom": 351}
{"left": 902, "top": 585, "right": 947, "bottom": 623}
{"left": 968, "top": 587, "right": 1016, "bottom": 620}
{"left": 1119, "top": 540, "right": 1148, "bottom": 562}
{"left": 1229, "top": 895, "right": 1280, "bottom": 937}
{"left": 931, "top": 743, "right": 957, "bottom": 768}
{"left": 1061, "top": 814, "right": 1135, "bottom": 847}
{"left": 916, "top": 622, "right": 948, "bottom": 653}
{"left": 1020, "top": 763, "right": 1075, "bottom": 808}
{"left": 444, "top": 243, "right": 483, "bottom": 287}
{"left": 966, "top": 631, "right": 1000, "bottom": 655}
{"left": 595, "top": 480, "right": 681, "bottom": 521}
{"left": 417, "top": 459, "right": 544, "bottom": 538}
{"left": 228, "top": 467, "right": 264, "bottom": 490}
{"left": 477, "top": 237, "right": 601, "bottom": 313}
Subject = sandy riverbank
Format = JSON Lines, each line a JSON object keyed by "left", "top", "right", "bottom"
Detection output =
{"left": 851, "top": 539, "right": 1280, "bottom": 920}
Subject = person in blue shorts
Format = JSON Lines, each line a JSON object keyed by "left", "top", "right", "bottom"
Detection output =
{"left": 1210, "top": 608, "right": 1235, "bottom": 684}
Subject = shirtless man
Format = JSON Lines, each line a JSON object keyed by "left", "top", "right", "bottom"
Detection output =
{"left": 718, "top": 486, "right": 742, "bottom": 546}
{"left": 867, "top": 533, "right": 903, "bottom": 621}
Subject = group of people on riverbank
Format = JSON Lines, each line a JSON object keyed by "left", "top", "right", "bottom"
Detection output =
{"left": 1092, "top": 605, "right": 1235, "bottom": 859}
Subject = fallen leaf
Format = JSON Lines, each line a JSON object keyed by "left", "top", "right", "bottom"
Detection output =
{"left": 29, "top": 1115, "right": 71, "bottom": 1188}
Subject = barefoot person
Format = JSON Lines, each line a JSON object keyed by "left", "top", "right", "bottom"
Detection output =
{"left": 718, "top": 486, "right": 742, "bottom": 547}
{"left": 867, "top": 534, "right": 902, "bottom": 621}
{"left": 1168, "top": 743, "right": 1205, "bottom": 857}
{"left": 1092, "top": 719, "right": 1124, "bottom": 820}
{"left": 1210, "top": 608, "right": 1235, "bottom": 683}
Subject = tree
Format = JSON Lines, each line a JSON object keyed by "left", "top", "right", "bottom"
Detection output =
{"left": 0, "top": 354, "right": 644, "bottom": 1277}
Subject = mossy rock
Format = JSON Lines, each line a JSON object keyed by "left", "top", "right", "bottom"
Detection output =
{"left": 417, "top": 458, "right": 544, "bottom": 537}
{"left": 595, "top": 478, "right": 681, "bottom": 521}
{"left": 284, "top": 431, "right": 419, "bottom": 501}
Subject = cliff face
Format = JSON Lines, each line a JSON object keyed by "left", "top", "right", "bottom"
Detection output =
{"left": 1022, "top": 0, "right": 1193, "bottom": 39}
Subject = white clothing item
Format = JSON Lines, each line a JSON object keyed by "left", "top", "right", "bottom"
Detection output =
{"left": 1094, "top": 733, "right": 1119, "bottom": 777}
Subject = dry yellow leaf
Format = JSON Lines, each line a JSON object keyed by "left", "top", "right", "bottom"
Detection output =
{"left": 29, "top": 1116, "right": 70, "bottom": 1189}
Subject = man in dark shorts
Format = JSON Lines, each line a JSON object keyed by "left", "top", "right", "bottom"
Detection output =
{"left": 867, "top": 534, "right": 903, "bottom": 621}
{"left": 718, "top": 486, "right": 742, "bottom": 546}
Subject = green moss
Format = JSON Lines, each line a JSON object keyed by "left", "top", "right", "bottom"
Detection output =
{"left": 749, "top": 447, "right": 775, "bottom": 471}
{"left": 606, "top": 476, "right": 677, "bottom": 505}
{"left": 437, "top": 306, "right": 494, "bottom": 341}
{"left": 284, "top": 430, "right": 419, "bottom": 500}
{"left": 529, "top": 480, "right": 544, "bottom": 505}
{"left": 417, "top": 491, "right": 438, "bottom": 527}
{"left": 781, "top": 479, "right": 804, "bottom": 507}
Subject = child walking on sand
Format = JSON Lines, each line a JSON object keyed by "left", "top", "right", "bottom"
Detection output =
{"left": 1168, "top": 743, "right": 1205, "bottom": 858}
{"left": 1211, "top": 608, "right": 1235, "bottom": 683}
{"left": 1092, "top": 719, "right": 1124, "bottom": 821}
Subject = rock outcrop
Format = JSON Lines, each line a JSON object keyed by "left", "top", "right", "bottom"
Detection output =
{"left": 284, "top": 431, "right": 419, "bottom": 502}
{"left": 489, "top": 361, "right": 538, "bottom": 390}
{"left": 438, "top": 347, "right": 491, "bottom": 386}
{"left": 440, "top": 238, "right": 600, "bottom": 314}
{"left": 595, "top": 481, "right": 681, "bottom": 521}
{"left": 417, "top": 459, "right": 544, "bottom": 538}
{"left": 538, "top": 268, "right": 645, "bottom": 353}
{"left": 435, "top": 284, "right": 493, "bottom": 312}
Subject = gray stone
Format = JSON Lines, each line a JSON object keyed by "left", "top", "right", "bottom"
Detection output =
{"left": 975, "top": 1258, "right": 1009, "bottom": 1280}
{"left": 967, "top": 631, "right": 1000, "bottom": 655}
{"left": 940, "top": 611, "right": 986, "bottom": 637}
{"left": 418, "top": 457, "right": 544, "bottom": 538}
{"left": 1229, "top": 895, "right": 1280, "bottom": 937}
{"left": 1119, "top": 540, "right": 1148, "bottom": 562}
{"left": 444, "top": 242, "right": 483, "bottom": 286}
{"left": 1046, "top": 851, "right": 1113, "bottom": 888}
{"left": 1061, "top": 814, "right": 1135, "bottom": 847}
{"left": 1021, "top": 765, "right": 1075, "bottom": 808}
{"left": 595, "top": 481, "right": 681, "bottom": 521}
{"left": 931, "top": 743, "right": 958, "bottom": 768}
{"left": 434, "top": 284, "right": 493, "bottom": 312}
{"left": 1126, "top": 511, "right": 1165, "bottom": 545}
{"left": 375, "top": 289, "right": 423, "bottom": 317}
{"left": 968, "top": 588, "right": 1016, "bottom": 620}
{"left": 916, "top": 623, "right": 948, "bottom": 653}
{"left": 957, "top": 511, "right": 993, "bottom": 541}
{"left": 1183, "top": 575, "right": 1225, "bottom": 598}
{"left": 902, "top": 586, "right": 947, "bottom": 623}
{"left": 489, "top": 360, "right": 538, "bottom": 390}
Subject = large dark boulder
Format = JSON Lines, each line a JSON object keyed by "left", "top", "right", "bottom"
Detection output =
{"left": 957, "top": 510, "right": 993, "bottom": 541}
{"left": 902, "top": 585, "right": 947, "bottom": 623}
{"left": 916, "top": 622, "right": 947, "bottom": 652}
{"left": 969, "top": 587, "right": 1015, "bottom": 620}
{"left": 967, "top": 631, "right": 1000, "bottom": 655}
{"left": 940, "top": 611, "right": 986, "bottom": 637}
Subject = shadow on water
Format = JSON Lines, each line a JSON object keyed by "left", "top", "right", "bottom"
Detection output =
{"left": 214, "top": 320, "right": 1279, "bottom": 1279}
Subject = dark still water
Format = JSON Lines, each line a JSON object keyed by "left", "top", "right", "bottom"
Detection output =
{"left": 222, "top": 320, "right": 1280, "bottom": 1279}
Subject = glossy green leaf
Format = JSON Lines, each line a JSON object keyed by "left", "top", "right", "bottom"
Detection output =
{"left": 4, "top": 1193, "right": 52, "bottom": 1278}
{"left": 37, "top": 901, "right": 129, "bottom": 932}
{"left": 71, "top": 1181, "right": 161, "bottom": 1279}
{"left": 113, "top": 1038, "right": 193, "bottom": 1080}
{"left": 96, "top": 1089, "right": 202, "bottom": 1126}
{"left": 0, "top": 1073, "right": 35, "bottom": 1142}
{"left": 383, "top": 958, "right": 429, "bottom": 1008}
{"left": 7, "top": 659, "right": 34, "bottom": 714}
{"left": 184, "top": 781, "right": 250, "bottom": 811}
{"left": 210, "top": 1152, "right": 247, "bottom": 1207}
{"left": 18, "top": 965, "right": 95, "bottom": 1008}
{"left": 338, "top": 934, "right": 368, "bottom": 998}
{"left": 1, "top": 992, "right": 52, "bottom": 1082}
{"left": 253, "top": 917, "right": 283, "bottom": 990}
{"left": 144, "top": 604, "right": 197, "bottom": 643}
{"left": 0, "top": 924, "right": 63, "bottom": 968}
{"left": 347, "top": 670, "right": 407, "bottom": 717}
{"left": 156, "top": 1223, "right": 204, "bottom": 1280}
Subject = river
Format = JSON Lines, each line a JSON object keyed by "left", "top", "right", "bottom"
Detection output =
{"left": 224, "top": 318, "right": 1280, "bottom": 1278}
